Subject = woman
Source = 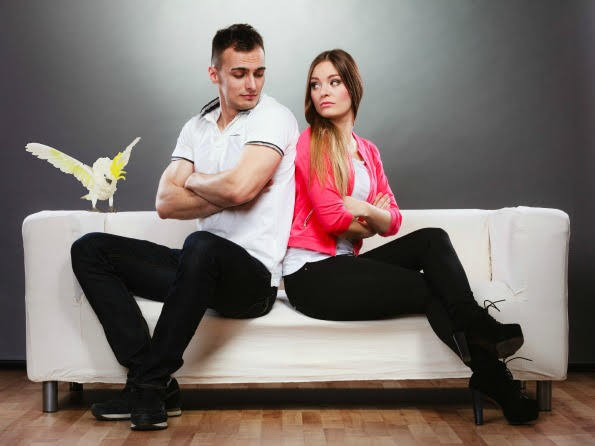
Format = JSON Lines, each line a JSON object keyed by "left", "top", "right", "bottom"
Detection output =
{"left": 283, "top": 49, "right": 538, "bottom": 425}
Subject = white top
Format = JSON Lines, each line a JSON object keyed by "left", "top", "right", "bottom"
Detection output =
{"left": 283, "top": 157, "right": 370, "bottom": 276}
{"left": 171, "top": 93, "right": 299, "bottom": 286}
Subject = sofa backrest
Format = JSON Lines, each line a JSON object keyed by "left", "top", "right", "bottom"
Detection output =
{"left": 104, "top": 211, "right": 197, "bottom": 249}
{"left": 361, "top": 209, "right": 492, "bottom": 283}
{"left": 104, "top": 210, "right": 492, "bottom": 284}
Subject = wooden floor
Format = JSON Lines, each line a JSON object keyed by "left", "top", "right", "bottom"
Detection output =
{"left": 1, "top": 370, "right": 594, "bottom": 445}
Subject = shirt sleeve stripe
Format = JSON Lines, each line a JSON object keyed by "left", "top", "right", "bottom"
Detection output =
{"left": 246, "top": 140, "right": 284, "bottom": 157}
{"left": 171, "top": 156, "right": 194, "bottom": 164}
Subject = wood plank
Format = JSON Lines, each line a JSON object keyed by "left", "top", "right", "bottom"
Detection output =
{"left": 0, "top": 371, "right": 593, "bottom": 445}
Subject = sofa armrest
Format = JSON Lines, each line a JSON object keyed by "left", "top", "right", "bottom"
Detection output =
{"left": 22, "top": 211, "right": 106, "bottom": 381}
{"left": 23, "top": 210, "right": 198, "bottom": 382}
{"left": 488, "top": 206, "right": 570, "bottom": 379}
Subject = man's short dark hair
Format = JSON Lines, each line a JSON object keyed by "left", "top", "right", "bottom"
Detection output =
{"left": 211, "top": 24, "right": 264, "bottom": 68}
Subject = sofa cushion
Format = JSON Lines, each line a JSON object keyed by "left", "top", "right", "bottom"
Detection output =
{"left": 125, "top": 281, "right": 512, "bottom": 383}
{"left": 362, "top": 209, "right": 491, "bottom": 283}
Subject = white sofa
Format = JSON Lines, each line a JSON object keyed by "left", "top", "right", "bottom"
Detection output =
{"left": 22, "top": 207, "right": 570, "bottom": 413}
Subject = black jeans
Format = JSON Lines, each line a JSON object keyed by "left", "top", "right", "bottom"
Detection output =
{"left": 71, "top": 230, "right": 276, "bottom": 388}
{"left": 284, "top": 228, "right": 488, "bottom": 364}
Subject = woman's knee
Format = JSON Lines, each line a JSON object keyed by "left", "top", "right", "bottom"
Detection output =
{"left": 417, "top": 227, "right": 451, "bottom": 245}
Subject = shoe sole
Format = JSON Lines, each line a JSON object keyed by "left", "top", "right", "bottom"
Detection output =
{"left": 495, "top": 335, "right": 524, "bottom": 359}
{"left": 93, "top": 408, "right": 182, "bottom": 421}
{"left": 93, "top": 412, "right": 130, "bottom": 421}
{"left": 131, "top": 421, "right": 168, "bottom": 431}
{"left": 468, "top": 328, "right": 524, "bottom": 359}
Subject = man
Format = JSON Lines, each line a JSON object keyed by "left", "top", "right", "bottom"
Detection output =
{"left": 70, "top": 23, "right": 299, "bottom": 431}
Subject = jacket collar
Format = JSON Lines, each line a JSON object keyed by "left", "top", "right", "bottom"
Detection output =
{"left": 352, "top": 131, "right": 372, "bottom": 167}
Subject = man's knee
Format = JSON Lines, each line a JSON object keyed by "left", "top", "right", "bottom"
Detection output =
{"left": 182, "top": 231, "right": 219, "bottom": 250}
{"left": 181, "top": 231, "right": 224, "bottom": 267}
{"left": 71, "top": 232, "right": 105, "bottom": 263}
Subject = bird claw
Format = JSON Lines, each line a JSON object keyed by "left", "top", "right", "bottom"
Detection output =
{"left": 108, "top": 206, "right": 116, "bottom": 213}
{"left": 89, "top": 208, "right": 101, "bottom": 213}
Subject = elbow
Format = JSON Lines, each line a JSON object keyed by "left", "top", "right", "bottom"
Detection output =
{"left": 155, "top": 196, "right": 170, "bottom": 219}
{"left": 157, "top": 208, "right": 169, "bottom": 220}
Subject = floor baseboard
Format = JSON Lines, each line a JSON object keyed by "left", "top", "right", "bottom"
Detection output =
{"left": 0, "top": 360, "right": 25, "bottom": 369}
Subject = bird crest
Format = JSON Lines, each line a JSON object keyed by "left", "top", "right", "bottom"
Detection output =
{"left": 110, "top": 152, "right": 127, "bottom": 180}
{"left": 110, "top": 136, "right": 139, "bottom": 180}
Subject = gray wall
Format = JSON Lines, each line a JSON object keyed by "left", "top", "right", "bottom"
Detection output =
{"left": 1, "top": 1, "right": 593, "bottom": 363}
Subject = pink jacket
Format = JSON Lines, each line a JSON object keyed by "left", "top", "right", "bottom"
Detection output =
{"left": 287, "top": 128, "right": 402, "bottom": 256}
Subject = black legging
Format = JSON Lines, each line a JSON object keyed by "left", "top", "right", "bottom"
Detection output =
{"left": 284, "top": 227, "right": 494, "bottom": 367}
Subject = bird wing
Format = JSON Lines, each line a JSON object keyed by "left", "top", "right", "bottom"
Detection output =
{"left": 110, "top": 137, "right": 140, "bottom": 180}
{"left": 25, "top": 143, "right": 94, "bottom": 188}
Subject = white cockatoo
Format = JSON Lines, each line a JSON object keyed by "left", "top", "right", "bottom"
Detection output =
{"left": 25, "top": 137, "right": 140, "bottom": 212}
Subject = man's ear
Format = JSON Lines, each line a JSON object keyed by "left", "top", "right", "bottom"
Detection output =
{"left": 208, "top": 66, "right": 219, "bottom": 85}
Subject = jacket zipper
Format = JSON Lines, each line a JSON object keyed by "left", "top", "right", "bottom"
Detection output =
{"left": 303, "top": 209, "right": 313, "bottom": 228}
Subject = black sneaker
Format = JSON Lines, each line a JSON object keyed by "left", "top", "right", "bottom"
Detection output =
{"left": 130, "top": 387, "right": 167, "bottom": 431}
{"left": 91, "top": 378, "right": 182, "bottom": 421}
{"left": 164, "top": 378, "right": 182, "bottom": 417}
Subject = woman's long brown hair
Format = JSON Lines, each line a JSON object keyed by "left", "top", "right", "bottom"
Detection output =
{"left": 305, "top": 49, "right": 363, "bottom": 195}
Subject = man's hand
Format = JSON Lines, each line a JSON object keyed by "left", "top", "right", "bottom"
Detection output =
{"left": 232, "top": 178, "right": 274, "bottom": 212}
{"left": 155, "top": 159, "right": 224, "bottom": 219}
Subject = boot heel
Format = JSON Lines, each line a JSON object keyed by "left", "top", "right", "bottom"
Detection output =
{"left": 471, "top": 389, "right": 484, "bottom": 425}
{"left": 453, "top": 331, "right": 471, "bottom": 364}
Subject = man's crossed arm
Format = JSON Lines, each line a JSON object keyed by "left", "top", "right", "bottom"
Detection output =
{"left": 155, "top": 144, "right": 281, "bottom": 219}
{"left": 184, "top": 144, "right": 280, "bottom": 207}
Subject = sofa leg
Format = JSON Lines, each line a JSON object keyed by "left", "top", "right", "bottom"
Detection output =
{"left": 42, "top": 381, "right": 58, "bottom": 412}
{"left": 69, "top": 382, "right": 83, "bottom": 392}
{"left": 536, "top": 381, "right": 552, "bottom": 411}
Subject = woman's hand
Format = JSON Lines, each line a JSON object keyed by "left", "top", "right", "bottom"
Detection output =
{"left": 343, "top": 194, "right": 390, "bottom": 218}
{"left": 343, "top": 196, "right": 371, "bottom": 218}
{"left": 340, "top": 220, "right": 376, "bottom": 242}
{"left": 372, "top": 193, "right": 391, "bottom": 210}
{"left": 343, "top": 193, "right": 392, "bottom": 235}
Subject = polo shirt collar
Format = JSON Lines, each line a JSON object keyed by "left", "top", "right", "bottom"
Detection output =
{"left": 199, "top": 95, "right": 263, "bottom": 124}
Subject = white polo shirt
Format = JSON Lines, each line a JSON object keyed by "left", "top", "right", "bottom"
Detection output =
{"left": 171, "top": 93, "right": 299, "bottom": 286}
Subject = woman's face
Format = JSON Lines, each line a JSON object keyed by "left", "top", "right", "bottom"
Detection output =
{"left": 310, "top": 60, "right": 352, "bottom": 123}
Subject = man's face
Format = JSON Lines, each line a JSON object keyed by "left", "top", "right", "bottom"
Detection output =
{"left": 209, "top": 46, "right": 266, "bottom": 112}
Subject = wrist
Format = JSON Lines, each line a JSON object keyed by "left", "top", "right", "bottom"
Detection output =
{"left": 361, "top": 201, "right": 372, "bottom": 219}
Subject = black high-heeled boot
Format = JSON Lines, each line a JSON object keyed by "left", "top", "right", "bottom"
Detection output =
{"left": 469, "top": 359, "right": 538, "bottom": 425}
{"left": 452, "top": 299, "right": 524, "bottom": 363}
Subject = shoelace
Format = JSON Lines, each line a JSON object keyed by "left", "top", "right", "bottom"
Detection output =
{"left": 501, "top": 356, "right": 533, "bottom": 393}
{"left": 483, "top": 299, "right": 506, "bottom": 312}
